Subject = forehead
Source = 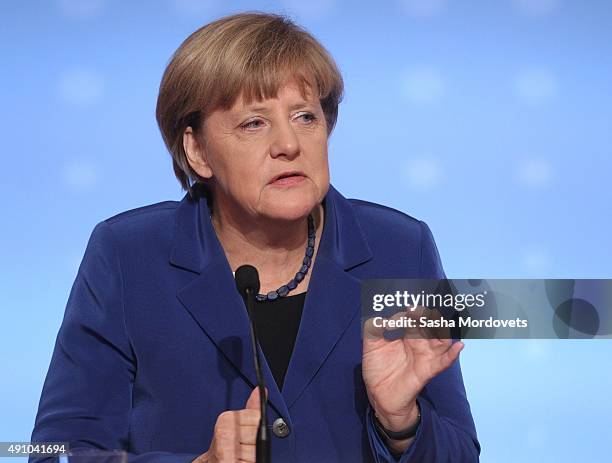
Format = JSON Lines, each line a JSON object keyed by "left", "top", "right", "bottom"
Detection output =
{"left": 231, "top": 79, "right": 319, "bottom": 112}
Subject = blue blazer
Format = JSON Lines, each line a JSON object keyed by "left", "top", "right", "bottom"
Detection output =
{"left": 30, "top": 184, "right": 480, "bottom": 463}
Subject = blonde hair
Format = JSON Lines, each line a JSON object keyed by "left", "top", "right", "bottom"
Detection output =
{"left": 155, "top": 11, "right": 344, "bottom": 197}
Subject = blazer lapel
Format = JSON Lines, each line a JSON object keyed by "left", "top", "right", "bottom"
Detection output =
{"left": 281, "top": 185, "right": 373, "bottom": 408}
{"left": 170, "top": 187, "right": 288, "bottom": 418}
{"left": 169, "top": 184, "right": 373, "bottom": 415}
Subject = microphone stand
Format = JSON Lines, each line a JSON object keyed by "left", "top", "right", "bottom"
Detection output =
{"left": 245, "top": 287, "right": 270, "bottom": 463}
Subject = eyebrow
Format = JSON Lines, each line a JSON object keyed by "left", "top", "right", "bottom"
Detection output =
{"left": 240, "top": 102, "right": 313, "bottom": 113}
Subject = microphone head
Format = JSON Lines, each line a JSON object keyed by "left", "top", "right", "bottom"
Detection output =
{"left": 235, "top": 264, "right": 260, "bottom": 297}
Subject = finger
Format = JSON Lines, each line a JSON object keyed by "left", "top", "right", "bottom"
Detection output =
{"left": 245, "top": 387, "right": 268, "bottom": 410}
{"left": 363, "top": 316, "right": 387, "bottom": 340}
{"left": 237, "top": 442, "right": 256, "bottom": 462}
{"left": 364, "top": 310, "right": 415, "bottom": 339}
{"left": 236, "top": 409, "right": 261, "bottom": 426}
{"left": 426, "top": 336, "right": 452, "bottom": 350}
{"left": 210, "top": 428, "right": 236, "bottom": 461}
{"left": 405, "top": 305, "right": 452, "bottom": 341}
{"left": 439, "top": 341, "right": 464, "bottom": 370}
{"left": 245, "top": 387, "right": 259, "bottom": 410}
{"left": 237, "top": 424, "right": 259, "bottom": 445}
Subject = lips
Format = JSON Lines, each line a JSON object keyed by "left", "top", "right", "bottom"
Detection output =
{"left": 269, "top": 171, "right": 306, "bottom": 184}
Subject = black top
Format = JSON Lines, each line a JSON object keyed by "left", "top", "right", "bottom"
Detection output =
{"left": 252, "top": 291, "right": 306, "bottom": 391}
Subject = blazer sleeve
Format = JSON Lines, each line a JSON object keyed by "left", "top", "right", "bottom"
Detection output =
{"left": 29, "top": 221, "right": 200, "bottom": 463}
{"left": 365, "top": 220, "right": 481, "bottom": 462}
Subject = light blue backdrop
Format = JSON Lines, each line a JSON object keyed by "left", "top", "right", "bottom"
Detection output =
{"left": 1, "top": 1, "right": 611, "bottom": 462}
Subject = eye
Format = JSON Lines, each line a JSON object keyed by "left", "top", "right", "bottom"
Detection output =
{"left": 240, "top": 119, "right": 265, "bottom": 130}
{"left": 297, "top": 112, "right": 317, "bottom": 123}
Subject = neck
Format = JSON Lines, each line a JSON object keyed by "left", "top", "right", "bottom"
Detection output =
{"left": 210, "top": 198, "right": 325, "bottom": 292}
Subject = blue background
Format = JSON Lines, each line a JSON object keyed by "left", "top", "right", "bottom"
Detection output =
{"left": 1, "top": 1, "right": 611, "bottom": 462}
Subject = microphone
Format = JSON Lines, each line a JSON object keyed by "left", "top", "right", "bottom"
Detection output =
{"left": 235, "top": 265, "right": 270, "bottom": 463}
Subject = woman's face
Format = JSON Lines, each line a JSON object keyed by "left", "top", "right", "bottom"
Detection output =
{"left": 184, "top": 80, "right": 330, "bottom": 222}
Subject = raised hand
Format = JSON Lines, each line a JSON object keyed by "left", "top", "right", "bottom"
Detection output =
{"left": 362, "top": 307, "right": 464, "bottom": 432}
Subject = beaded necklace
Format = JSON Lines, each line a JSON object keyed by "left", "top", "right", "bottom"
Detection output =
{"left": 214, "top": 213, "right": 316, "bottom": 301}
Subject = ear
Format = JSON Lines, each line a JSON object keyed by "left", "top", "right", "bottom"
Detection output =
{"left": 183, "top": 126, "right": 213, "bottom": 179}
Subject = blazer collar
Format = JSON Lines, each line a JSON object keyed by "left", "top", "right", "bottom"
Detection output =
{"left": 169, "top": 183, "right": 373, "bottom": 274}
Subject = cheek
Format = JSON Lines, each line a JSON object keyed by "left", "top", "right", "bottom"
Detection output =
{"left": 312, "top": 142, "right": 330, "bottom": 176}
{"left": 306, "top": 147, "right": 330, "bottom": 196}
{"left": 212, "top": 142, "right": 260, "bottom": 183}
{"left": 226, "top": 161, "right": 261, "bottom": 192}
{"left": 227, "top": 156, "right": 271, "bottom": 202}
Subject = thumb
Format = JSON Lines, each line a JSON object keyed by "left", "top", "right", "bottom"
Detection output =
{"left": 245, "top": 387, "right": 268, "bottom": 410}
{"left": 439, "top": 341, "right": 464, "bottom": 371}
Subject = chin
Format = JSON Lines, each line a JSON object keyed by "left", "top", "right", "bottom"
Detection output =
{"left": 261, "top": 181, "right": 324, "bottom": 222}
{"left": 268, "top": 205, "right": 315, "bottom": 222}
{"left": 263, "top": 196, "right": 319, "bottom": 222}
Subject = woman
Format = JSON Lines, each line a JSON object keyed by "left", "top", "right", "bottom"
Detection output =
{"left": 30, "top": 12, "right": 480, "bottom": 463}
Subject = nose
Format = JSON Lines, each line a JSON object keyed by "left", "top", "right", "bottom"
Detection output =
{"left": 270, "top": 119, "right": 300, "bottom": 159}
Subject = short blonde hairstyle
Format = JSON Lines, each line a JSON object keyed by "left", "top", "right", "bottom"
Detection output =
{"left": 155, "top": 11, "right": 344, "bottom": 197}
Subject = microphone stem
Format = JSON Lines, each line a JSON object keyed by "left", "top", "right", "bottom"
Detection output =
{"left": 246, "top": 288, "right": 270, "bottom": 463}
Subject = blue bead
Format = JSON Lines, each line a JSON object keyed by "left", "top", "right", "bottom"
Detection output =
{"left": 278, "top": 285, "right": 289, "bottom": 296}
{"left": 249, "top": 214, "right": 316, "bottom": 301}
